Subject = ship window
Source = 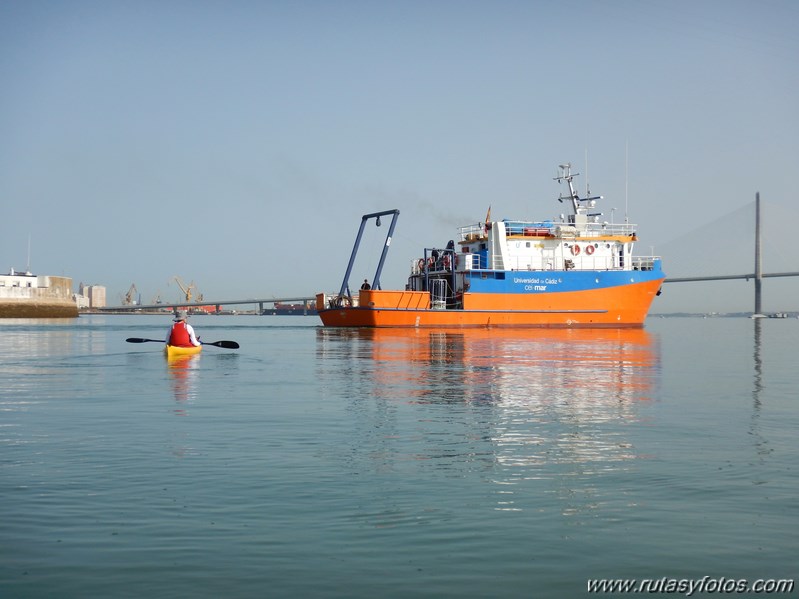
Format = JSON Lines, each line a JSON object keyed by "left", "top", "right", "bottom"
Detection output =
{"left": 526, "top": 242, "right": 530, "bottom": 247}
{"left": 494, "top": 272, "right": 505, "bottom": 280}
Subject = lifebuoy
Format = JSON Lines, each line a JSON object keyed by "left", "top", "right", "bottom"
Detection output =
{"left": 334, "top": 295, "right": 351, "bottom": 308}
{"left": 571, "top": 245, "right": 581, "bottom": 256}
{"left": 443, "top": 255, "right": 451, "bottom": 269}
{"left": 585, "top": 245, "right": 595, "bottom": 255}
{"left": 418, "top": 259, "right": 426, "bottom": 271}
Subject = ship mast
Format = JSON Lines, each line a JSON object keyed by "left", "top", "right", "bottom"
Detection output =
{"left": 554, "top": 163, "right": 603, "bottom": 225}
{"left": 555, "top": 163, "right": 580, "bottom": 214}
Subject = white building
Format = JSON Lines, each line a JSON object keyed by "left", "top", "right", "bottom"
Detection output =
{"left": 77, "top": 283, "right": 107, "bottom": 309}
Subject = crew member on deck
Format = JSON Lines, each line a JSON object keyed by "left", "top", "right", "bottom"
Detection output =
{"left": 166, "top": 310, "right": 201, "bottom": 347}
{"left": 361, "top": 279, "right": 371, "bottom": 290}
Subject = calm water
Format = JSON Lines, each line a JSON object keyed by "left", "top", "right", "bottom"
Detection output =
{"left": 1, "top": 315, "right": 796, "bottom": 598}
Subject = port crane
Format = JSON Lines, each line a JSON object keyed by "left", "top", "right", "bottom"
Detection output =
{"left": 173, "top": 276, "right": 197, "bottom": 303}
{"left": 123, "top": 283, "right": 139, "bottom": 305}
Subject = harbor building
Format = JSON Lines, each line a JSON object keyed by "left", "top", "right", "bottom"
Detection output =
{"left": 0, "top": 269, "right": 78, "bottom": 318}
{"left": 77, "top": 283, "right": 107, "bottom": 309}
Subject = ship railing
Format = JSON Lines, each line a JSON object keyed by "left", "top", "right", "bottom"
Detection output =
{"left": 459, "top": 220, "right": 638, "bottom": 241}
{"left": 411, "top": 253, "right": 459, "bottom": 274}
{"left": 430, "top": 279, "right": 448, "bottom": 310}
{"left": 458, "top": 223, "right": 488, "bottom": 242}
{"left": 578, "top": 221, "right": 637, "bottom": 238}
{"left": 458, "top": 253, "right": 516, "bottom": 271}
{"left": 632, "top": 256, "right": 661, "bottom": 271}
{"left": 502, "top": 220, "right": 556, "bottom": 237}
{"left": 460, "top": 253, "right": 661, "bottom": 272}
{"left": 460, "top": 253, "right": 486, "bottom": 270}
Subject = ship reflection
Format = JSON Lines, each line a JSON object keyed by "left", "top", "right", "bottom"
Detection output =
{"left": 316, "top": 327, "right": 660, "bottom": 518}
{"left": 317, "top": 327, "right": 658, "bottom": 404}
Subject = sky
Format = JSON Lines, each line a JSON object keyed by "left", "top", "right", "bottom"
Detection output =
{"left": 1, "top": 0, "right": 797, "bottom": 313}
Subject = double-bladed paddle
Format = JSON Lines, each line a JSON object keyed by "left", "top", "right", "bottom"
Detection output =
{"left": 126, "top": 337, "right": 240, "bottom": 349}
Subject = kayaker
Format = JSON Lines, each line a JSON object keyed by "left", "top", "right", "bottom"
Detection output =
{"left": 166, "top": 310, "right": 201, "bottom": 347}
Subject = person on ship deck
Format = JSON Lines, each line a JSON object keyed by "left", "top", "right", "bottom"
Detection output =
{"left": 166, "top": 310, "right": 201, "bottom": 347}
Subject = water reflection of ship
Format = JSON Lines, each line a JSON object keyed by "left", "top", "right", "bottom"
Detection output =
{"left": 316, "top": 327, "right": 660, "bottom": 515}
{"left": 317, "top": 327, "right": 658, "bottom": 404}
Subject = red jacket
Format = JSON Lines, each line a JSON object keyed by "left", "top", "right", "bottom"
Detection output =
{"left": 169, "top": 322, "right": 193, "bottom": 347}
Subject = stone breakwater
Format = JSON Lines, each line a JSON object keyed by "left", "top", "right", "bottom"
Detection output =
{"left": 0, "top": 275, "right": 78, "bottom": 318}
{"left": 0, "top": 300, "right": 79, "bottom": 318}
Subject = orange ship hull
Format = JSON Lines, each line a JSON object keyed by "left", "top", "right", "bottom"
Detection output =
{"left": 317, "top": 278, "right": 663, "bottom": 328}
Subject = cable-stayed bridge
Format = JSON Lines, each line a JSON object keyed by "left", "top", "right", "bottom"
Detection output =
{"left": 660, "top": 193, "right": 798, "bottom": 314}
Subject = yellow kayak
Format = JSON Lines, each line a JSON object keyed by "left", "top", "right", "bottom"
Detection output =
{"left": 164, "top": 344, "right": 203, "bottom": 358}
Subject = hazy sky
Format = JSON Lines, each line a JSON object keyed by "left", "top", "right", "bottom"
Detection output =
{"left": 2, "top": 0, "right": 797, "bottom": 313}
